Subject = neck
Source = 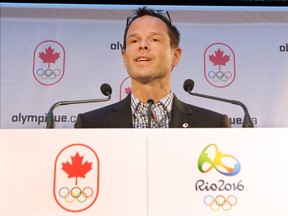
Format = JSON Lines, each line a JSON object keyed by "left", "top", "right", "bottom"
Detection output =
{"left": 131, "top": 79, "right": 170, "bottom": 103}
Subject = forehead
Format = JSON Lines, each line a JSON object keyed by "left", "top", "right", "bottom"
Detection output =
{"left": 127, "top": 15, "right": 169, "bottom": 36}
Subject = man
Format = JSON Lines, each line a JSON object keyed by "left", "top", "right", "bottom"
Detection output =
{"left": 74, "top": 7, "right": 231, "bottom": 128}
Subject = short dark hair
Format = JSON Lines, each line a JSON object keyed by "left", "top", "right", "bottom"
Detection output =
{"left": 122, "top": 7, "right": 180, "bottom": 51}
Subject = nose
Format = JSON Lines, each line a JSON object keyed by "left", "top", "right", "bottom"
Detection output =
{"left": 139, "top": 39, "right": 149, "bottom": 50}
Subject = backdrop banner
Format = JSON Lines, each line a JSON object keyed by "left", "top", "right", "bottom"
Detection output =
{"left": 1, "top": 3, "right": 288, "bottom": 128}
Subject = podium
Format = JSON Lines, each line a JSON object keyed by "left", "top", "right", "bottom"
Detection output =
{"left": 1, "top": 129, "right": 288, "bottom": 215}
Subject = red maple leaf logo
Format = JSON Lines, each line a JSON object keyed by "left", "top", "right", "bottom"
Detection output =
{"left": 62, "top": 152, "right": 92, "bottom": 185}
{"left": 125, "top": 87, "right": 131, "bottom": 95}
{"left": 39, "top": 46, "right": 60, "bottom": 68}
{"left": 209, "top": 48, "right": 230, "bottom": 70}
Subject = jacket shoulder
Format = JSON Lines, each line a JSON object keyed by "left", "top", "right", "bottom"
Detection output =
{"left": 172, "top": 96, "right": 231, "bottom": 128}
{"left": 74, "top": 95, "right": 131, "bottom": 128}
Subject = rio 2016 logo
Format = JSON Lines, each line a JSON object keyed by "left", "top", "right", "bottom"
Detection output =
{"left": 195, "top": 144, "right": 244, "bottom": 211}
{"left": 198, "top": 143, "right": 241, "bottom": 176}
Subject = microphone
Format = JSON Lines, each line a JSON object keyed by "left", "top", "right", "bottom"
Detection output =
{"left": 183, "top": 79, "right": 253, "bottom": 128}
{"left": 45, "top": 83, "right": 112, "bottom": 129}
{"left": 100, "top": 83, "right": 113, "bottom": 97}
{"left": 147, "top": 99, "right": 154, "bottom": 128}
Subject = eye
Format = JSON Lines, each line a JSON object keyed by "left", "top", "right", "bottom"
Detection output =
{"left": 127, "top": 37, "right": 137, "bottom": 45}
{"left": 152, "top": 38, "right": 160, "bottom": 42}
{"left": 128, "top": 38, "right": 138, "bottom": 44}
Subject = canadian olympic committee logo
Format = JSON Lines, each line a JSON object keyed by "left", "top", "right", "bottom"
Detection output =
{"left": 204, "top": 43, "right": 236, "bottom": 88}
{"left": 33, "top": 40, "right": 65, "bottom": 86}
{"left": 119, "top": 76, "right": 131, "bottom": 101}
{"left": 53, "top": 144, "right": 99, "bottom": 212}
{"left": 195, "top": 144, "right": 244, "bottom": 211}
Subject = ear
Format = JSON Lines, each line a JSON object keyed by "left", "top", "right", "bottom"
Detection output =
{"left": 122, "top": 50, "right": 127, "bottom": 68}
{"left": 172, "top": 47, "right": 182, "bottom": 67}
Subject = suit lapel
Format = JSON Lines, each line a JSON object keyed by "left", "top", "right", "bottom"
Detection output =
{"left": 170, "top": 96, "right": 196, "bottom": 128}
{"left": 105, "top": 94, "right": 196, "bottom": 128}
{"left": 107, "top": 94, "right": 133, "bottom": 128}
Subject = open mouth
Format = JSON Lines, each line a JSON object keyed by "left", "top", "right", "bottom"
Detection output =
{"left": 136, "top": 57, "right": 151, "bottom": 62}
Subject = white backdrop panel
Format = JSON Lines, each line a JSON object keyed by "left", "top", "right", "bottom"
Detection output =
{"left": 1, "top": 4, "right": 288, "bottom": 128}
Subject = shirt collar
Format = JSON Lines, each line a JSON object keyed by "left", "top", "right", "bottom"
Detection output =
{"left": 131, "top": 91, "right": 174, "bottom": 114}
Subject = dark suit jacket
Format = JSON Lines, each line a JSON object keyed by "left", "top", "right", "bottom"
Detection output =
{"left": 74, "top": 94, "right": 231, "bottom": 128}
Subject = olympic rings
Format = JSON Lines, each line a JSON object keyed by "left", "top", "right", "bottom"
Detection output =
{"left": 208, "top": 71, "right": 232, "bottom": 82}
{"left": 59, "top": 186, "right": 69, "bottom": 198}
{"left": 36, "top": 68, "right": 61, "bottom": 80}
{"left": 71, "top": 187, "right": 82, "bottom": 198}
{"left": 204, "top": 194, "right": 237, "bottom": 211}
{"left": 58, "top": 186, "right": 94, "bottom": 203}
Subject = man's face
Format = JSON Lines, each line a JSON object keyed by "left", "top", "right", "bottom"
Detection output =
{"left": 122, "top": 15, "right": 181, "bottom": 84}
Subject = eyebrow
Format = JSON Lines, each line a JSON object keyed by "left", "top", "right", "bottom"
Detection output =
{"left": 127, "top": 31, "right": 164, "bottom": 39}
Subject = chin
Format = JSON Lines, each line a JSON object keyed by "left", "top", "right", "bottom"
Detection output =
{"left": 137, "top": 77, "right": 154, "bottom": 84}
